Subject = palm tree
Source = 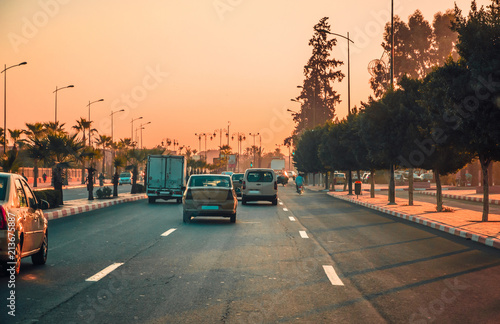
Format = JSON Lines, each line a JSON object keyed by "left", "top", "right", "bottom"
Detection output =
{"left": 0, "top": 150, "right": 20, "bottom": 173}
{"left": 126, "top": 148, "right": 147, "bottom": 194}
{"left": 47, "top": 133, "right": 85, "bottom": 205}
{"left": 95, "top": 134, "right": 112, "bottom": 175}
{"left": 24, "top": 123, "right": 49, "bottom": 187}
{"left": 112, "top": 154, "right": 126, "bottom": 197}
{"left": 73, "top": 118, "right": 93, "bottom": 184}
{"left": 44, "top": 121, "right": 66, "bottom": 135}
{"left": 8, "top": 129, "right": 25, "bottom": 151}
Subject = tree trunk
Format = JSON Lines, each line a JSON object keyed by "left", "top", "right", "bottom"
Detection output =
{"left": 113, "top": 172, "right": 119, "bottom": 197}
{"left": 33, "top": 161, "right": 39, "bottom": 188}
{"left": 480, "top": 156, "right": 491, "bottom": 222}
{"left": 435, "top": 169, "right": 442, "bottom": 212}
{"left": 324, "top": 172, "right": 329, "bottom": 190}
{"left": 388, "top": 164, "right": 396, "bottom": 205}
{"left": 53, "top": 166, "right": 64, "bottom": 206}
{"left": 409, "top": 167, "right": 414, "bottom": 206}
{"left": 347, "top": 170, "right": 353, "bottom": 195}
{"left": 370, "top": 169, "right": 375, "bottom": 198}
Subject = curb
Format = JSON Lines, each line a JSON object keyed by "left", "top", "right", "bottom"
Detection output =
{"left": 416, "top": 191, "right": 500, "bottom": 205}
{"left": 328, "top": 192, "right": 500, "bottom": 251}
{"left": 44, "top": 194, "right": 147, "bottom": 221}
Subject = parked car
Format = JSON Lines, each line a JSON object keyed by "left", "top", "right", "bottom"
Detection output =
{"left": 221, "top": 171, "right": 234, "bottom": 176}
{"left": 231, "top": 173, "right": 244, "bottom": 197}
{"left": 0, "top": 172, "right": 49, "bottom": 275}
{"left": 334, "top": 172, "right": 346, "bottom": 185}
{"left": 182, "top": 174, "right": 237, "bottom": 223}
{"left": 362, "top": 172, "right": 371, "bottom": 184}
{"left": 394, "top": 173, "right": 406, "bottom": 185}
{"left": 118, "top": 171, "right": 132, "bottom": 185}
{"left": 287, "top": 171, "right": 297, "bottom": 180}
{"left": 277, "top": 170, "right": 289, "bottom": 186}
{"left": 420, "top": 172, "right": 433, "bottom": 181}
{"left": 241, "top": 168, "right": 278, "bottom": 205}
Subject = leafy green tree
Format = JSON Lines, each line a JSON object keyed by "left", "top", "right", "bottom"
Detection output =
{"left": 435, "top": 0, "right": 500, "bottom": 220}
{"left": 370, "top": 9, "right": 460, "bottom": 97}
{"left": 294, "top": 127, "right": 326, "bottom": 185}
{"left": 126, "top": 149, "right": 147, "bottom": 193}
{"left": 96, "top": 134, "right": 112, "bottom": 175}
{"left": 293, "top": 17, "right": 344, "bottom": 133}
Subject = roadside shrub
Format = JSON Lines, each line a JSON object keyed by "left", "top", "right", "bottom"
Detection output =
{"left": 135, "top": 184, "right": 145, "bottom": 193}
{"left": 34, "top": 190, "right": 61, "bottom": 209}
{"left": 96, "top": 186, "right": 112, "bottom": 199}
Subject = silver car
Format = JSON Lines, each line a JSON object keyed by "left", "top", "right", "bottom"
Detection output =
{"left": 0, "top": 173, "right": 49, "bottom": 275}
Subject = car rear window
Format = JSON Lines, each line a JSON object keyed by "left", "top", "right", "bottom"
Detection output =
{"left": 232, "top": 174, "right": 243, "bottom": 181}
{"left": 247, "top": 171, "right": 273, "bottom": 183}
{"left": 0, "top": 176, "right": 7, "bottom": 201}
{"left": 120, "top": 172, "right": 130, "bottom": 177}
{"left": 189, "top": 176, "right": 230, "bottom": 188}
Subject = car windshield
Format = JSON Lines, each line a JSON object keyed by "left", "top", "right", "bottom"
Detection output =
{"left": 189, "top": 176, "right": 230, "bottom": 188}
{"left": 247, "top": 171, "right": 273, "bottom": 182}
{"left": 0, "top": 175, "right": 8, "bottom": 201}
{"left": 120, "top": 173, "right": 130, "bottom": 177}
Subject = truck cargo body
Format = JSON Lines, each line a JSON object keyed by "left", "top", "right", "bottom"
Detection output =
{"left": 146, "top": 155, "right": 187, "bottom": 203}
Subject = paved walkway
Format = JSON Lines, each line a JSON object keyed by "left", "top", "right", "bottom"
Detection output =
{"left": 306, "top": 185, "right": 500, "bottom": 250}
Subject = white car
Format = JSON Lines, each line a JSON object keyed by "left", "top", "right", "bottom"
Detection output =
{"left": 241, "top": 168, "right": 278, "bottom": 205}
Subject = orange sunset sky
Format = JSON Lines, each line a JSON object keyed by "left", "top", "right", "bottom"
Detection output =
{"left": 0, "top": 0, "right": 492, "bottom": 153}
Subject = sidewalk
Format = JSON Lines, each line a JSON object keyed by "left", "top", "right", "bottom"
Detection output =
{"left": 306, "top": 185, "right": 500, "bottom": 250}
{"left": 416, "top": 189, "right": 500, "bottom": 205}
{"left": 44, "top": 193, "right": 147, "bottom": 221}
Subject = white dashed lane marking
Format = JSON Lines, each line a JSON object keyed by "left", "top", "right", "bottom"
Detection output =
{"left": 289, "top": 216, "right": 296, "bottom": 221}
{"left": 283, "top": 208, "right": 288, "bottom": 212}
{"left": 161, "top": 228, "right": 177, "bottom": 237}
{"left": 86, "top": 263, "right": 124, "bottom": 282}
{"left": 299, "top": 231, "right": 309, "bottom": 239}
{"left": 323, "top": 265, "right": 344, "bottom": 286}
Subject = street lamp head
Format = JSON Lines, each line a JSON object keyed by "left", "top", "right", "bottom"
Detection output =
{"left": 98, "top": 99, "right": 104, "bottom": 102}
{"left": 18, "top": 62, "right": 27, "bottom": 66}
{"left": 119, "top": 109, "right": 124, "bottom": 112}
{"left": 68, "top": 85, "right": 74, "bottom": 88}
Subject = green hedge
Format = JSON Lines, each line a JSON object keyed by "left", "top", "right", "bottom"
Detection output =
{"left": 34, "top": 190, "right": 61, "bottom": 209}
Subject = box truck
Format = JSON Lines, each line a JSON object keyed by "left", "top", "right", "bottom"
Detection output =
{"left": 146, "top": 155, "right": 187, "bottom": 203}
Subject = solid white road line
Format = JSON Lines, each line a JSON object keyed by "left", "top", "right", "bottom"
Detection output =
{"left": 289, "top": 216, "right": 296, "bottom": 221}
{"left": 323, "top": 265, "right": 344, "bottom": 286}
{"left": 299, "top": 231, "right": 309, "bottom": 239}
{"left": 161, "top": 228, "right": 177, "bottom": 237}
{"left": 283, "top": 208, "right": 288, "bottom": 212}
{"left": 86, "top": 263, "right": 124, "bottom": 282}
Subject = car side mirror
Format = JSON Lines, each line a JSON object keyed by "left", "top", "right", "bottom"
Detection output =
{"left": 39, "top": 199, "right": 50, "bottom": 210}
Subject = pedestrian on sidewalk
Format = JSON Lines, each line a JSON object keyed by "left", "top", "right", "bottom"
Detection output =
{"left": 43, "top": 173, "right": 47, "bottom": 183}
{"left": 99, "top": 173, "right": 105, "bottom": 187}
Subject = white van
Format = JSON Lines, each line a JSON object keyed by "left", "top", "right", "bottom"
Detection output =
{"left": 241, "top": 168, "right": 278, "bottom": 205}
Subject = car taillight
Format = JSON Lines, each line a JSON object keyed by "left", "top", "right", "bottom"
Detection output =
{"left": 274, "top": 181, "right": 278, "bottom": 190}
{"left": 0, "top": 206, "right": 7, "bottom": 230}
{"left": 226, "top": 190, "right": 234, "bottom": 200}
{"left": 185, "top": 189, "right": 193, "bottom": 200}
{"left": 242, "top": 181, "right": 246, "bottom": 190}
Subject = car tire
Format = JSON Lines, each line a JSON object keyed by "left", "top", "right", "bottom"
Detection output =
{"left": 183, "top": 211, "right": 191, "bottom": 223}
{"left": 272, "top": 198, "right": 278, "bottom": 206}
{"left": 242, "top": 197, "right": 247, "bottom": 205}
{"left": 148, "top": 197, "right": 156, "bottom": 204}
{"left": 14, "top": 242, "right": 21, "bottom": 275}
{"left": 32, "top": 232, "right": 48, "bottom": 265}
{"left": 230, "top": 213, "right": 236, "bottom": 223}
{"left": 177, "top": 198, "right": 182, "bottom": 204}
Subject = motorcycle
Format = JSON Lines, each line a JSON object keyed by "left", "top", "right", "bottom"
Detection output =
{"left": 297, "top": 185, "right": 303, "bottom": 195}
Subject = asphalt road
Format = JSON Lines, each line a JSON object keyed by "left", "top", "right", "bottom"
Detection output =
{"left": 2, "top": 186, "right": 500, "bottom": 323}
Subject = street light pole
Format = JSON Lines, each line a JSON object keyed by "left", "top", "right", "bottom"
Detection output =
{"left": 110, "top": 109, "right": 124, "bottom": 143}
{"left": 87, "top": 98, "right": 104, "bottom": 147}
{"left": 54, "top": 84, "right": 74, "bottom": 124}
{"left": 2, "top": 61, "right": 27, "bottom": 153}
{"left": 131, "top": 116, "right": 143, "bottom": 144}
{"left": 316, "top": 29, "right": 354, "bottom": 115}
{"left": 249, "top": 132, "right": 259, "bottom": 167}
{"left": 139, "top": 121, "right": 151, "bottom": 149}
